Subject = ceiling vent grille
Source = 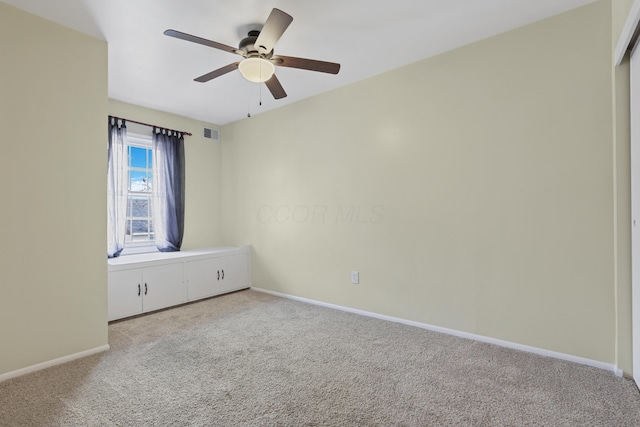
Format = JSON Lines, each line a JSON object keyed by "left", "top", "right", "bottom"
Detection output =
{"left": 203, "top": 127, "right": 219, "bottom": 141}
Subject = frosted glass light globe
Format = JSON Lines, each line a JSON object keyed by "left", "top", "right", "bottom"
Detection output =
{"left": 238, "top": 58, "right": 275, "bottom": 83}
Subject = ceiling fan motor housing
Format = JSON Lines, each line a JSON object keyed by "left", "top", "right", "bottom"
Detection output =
{"left": 239, "top": 31, "right": 273, "bottom": 58}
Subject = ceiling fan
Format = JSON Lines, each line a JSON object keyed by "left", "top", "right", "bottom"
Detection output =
{"left": 164, "top": 8, "right": 340, "bottom": 100}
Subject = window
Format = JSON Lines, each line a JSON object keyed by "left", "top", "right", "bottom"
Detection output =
{"left": 108, "top": 117, "right": 186, "bottom": 258}
{"left": 125, "top": 134, "right": 155, "bottom": 247}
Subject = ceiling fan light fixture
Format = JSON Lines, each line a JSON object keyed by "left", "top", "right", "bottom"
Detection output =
{"left": 238, "top": 57, "right": 275, "bottom": 83}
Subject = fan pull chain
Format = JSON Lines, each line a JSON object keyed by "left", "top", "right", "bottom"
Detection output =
{"left": 247, "top": 87, "right": 251, "bottom": 118}
{"left": 259, "top": 56, "right": 263, "bottom": 106}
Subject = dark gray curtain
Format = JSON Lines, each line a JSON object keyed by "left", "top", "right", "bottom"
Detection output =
{"left": 107, "top": 117, "right": 127, "bottom": 258}
{"left": 152, "top": 127, "right": 185, "bottom": 252}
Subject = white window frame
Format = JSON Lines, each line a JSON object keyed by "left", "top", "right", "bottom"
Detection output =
{"left": 121, "top": 132, "right": 158, "bottom": 256}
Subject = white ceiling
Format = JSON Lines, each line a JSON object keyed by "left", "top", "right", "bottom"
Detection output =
{"left": 5, "top": 0, "right": 596, "bottom": 125}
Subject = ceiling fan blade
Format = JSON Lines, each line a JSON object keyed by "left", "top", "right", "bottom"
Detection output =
{"left": 194, "top": 63, "right": 239, "bottom": 82}
{"left": 164, "top": 29, "right": 240, "bottom": 55}
{"left": 255, "top": 9, "right": 293, "bottom": 55}
{"left": 272, "top": 55, "right": 340, "bottom": 74}
{"left": 265, "top": 74, "right": 287, "bottom": 99}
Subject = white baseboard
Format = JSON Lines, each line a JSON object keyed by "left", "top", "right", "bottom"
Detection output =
{"left": 0, "top": 344, "right": 110, "bottom": 383}
{"left": 252, "top": 287, "right": 619, "bottom": 375}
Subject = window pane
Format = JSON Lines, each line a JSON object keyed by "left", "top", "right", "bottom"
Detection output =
{"left": 130, "top": 146, "right": 147, "bottom": 168}
{"left": 130, "top": 171, "right": 150, "bottom": 191}
{"left": 132, "top": 219, "right": 149, "bottom": 234}
{"left": 148, "top": 149, "right": 153, "bottom": 168}
{"left": 131, "top": 197, "right": 149, "bottom": 217}
{"left": 131, "top": 218, "right": 151, "bottom": 242}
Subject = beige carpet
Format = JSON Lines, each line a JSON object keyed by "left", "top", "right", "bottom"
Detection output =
{"left": 1, "top": 289, "right": 639, "bottom": 426}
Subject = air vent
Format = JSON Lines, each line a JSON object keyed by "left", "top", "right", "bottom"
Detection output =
{"left": 203, "top": 127, "right": 219, "bottom": 141}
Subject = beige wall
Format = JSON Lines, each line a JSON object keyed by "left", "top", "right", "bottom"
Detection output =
{"left": 0, "top": 3, "right": 108, "bottom": 375}
{"left": 108, "top": 100, "right": 223, "bottom": 250}
{"left": 221, "top": 1, "right": 616, "bottom": 363}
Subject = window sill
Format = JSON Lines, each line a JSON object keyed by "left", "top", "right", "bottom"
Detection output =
{"left": 120, "top": 245, "right": 159, "bottom": 256}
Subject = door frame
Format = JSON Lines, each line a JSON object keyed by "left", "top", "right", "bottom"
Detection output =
{"left": 631, "top": 46, "right": 640, "bottom": 387}
{"left": 617, "top": 0, "right": 640, "bottom": 388}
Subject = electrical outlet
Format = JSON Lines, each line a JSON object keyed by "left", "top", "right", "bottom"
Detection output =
{"left": 351, "top": 271, "right": 359, "bottom": 284}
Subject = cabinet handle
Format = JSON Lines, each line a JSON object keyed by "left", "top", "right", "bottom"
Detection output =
{"left": 221, "top": 269, "right": 224, "bottom": 280}
{"left": 145, "top": 283, "right": 148, "bottom": 295}
{"left": 217, "top": 270, "right": 220, "bottom": 281}
{"left": 138, "top": 284, "right": 141, "bottom": 296}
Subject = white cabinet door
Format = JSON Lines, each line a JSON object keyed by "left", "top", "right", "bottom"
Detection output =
{"left": 218, "top": 253, "right": 250, "bottom": 292}
{"left": 142, "top": 263, "right": 186, "bottom": 312}
{"left": 186, "top": 258, "right": 222, "bottom": 301}
{"left": 186, "top": 253, "right": 251, "bottom": 301}
{"left": 108, "top": 269, "right": 143, "bottom": 321}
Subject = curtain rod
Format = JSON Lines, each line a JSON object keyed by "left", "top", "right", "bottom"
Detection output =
{"left": 109, "top": 115, "right": 193, "bottom": 137}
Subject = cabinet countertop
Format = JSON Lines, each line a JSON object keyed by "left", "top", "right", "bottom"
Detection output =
{"left": 108, "top": 246, "right": 249, "bottom": 270}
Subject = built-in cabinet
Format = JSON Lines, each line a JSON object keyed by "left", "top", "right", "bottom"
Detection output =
{"left": 108, "top": 246, "right": 251, "bottom": 321}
